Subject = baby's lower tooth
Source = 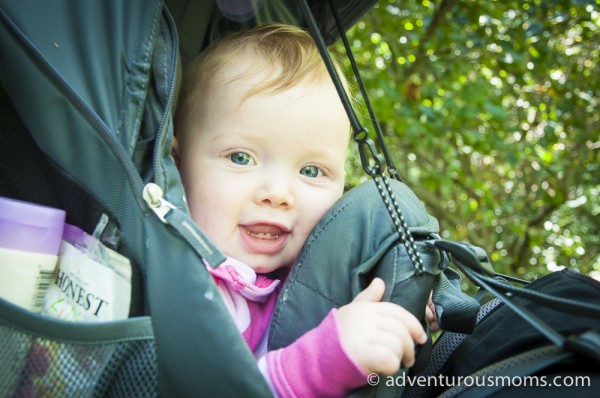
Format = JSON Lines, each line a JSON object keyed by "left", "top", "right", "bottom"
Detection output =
{"left": 247, "top": 231, "right": 280, "bottom": 239}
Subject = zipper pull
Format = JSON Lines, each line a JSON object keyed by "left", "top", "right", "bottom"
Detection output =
{"left": 143, "top": 183, "right": 175, "bottom": 223}
{"left": 142, "top": 183, "right": 225, "bottom": 267}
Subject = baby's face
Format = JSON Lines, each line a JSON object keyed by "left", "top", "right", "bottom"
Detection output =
{"left": 178, "top": 68, "right": 350, "bottom": 273}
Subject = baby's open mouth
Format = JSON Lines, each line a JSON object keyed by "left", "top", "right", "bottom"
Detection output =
{"left": 243, "top": 224, "right": 286, "bottom": 240}
{"left": 239, "top": 223, "right": 289, "bottom": 255}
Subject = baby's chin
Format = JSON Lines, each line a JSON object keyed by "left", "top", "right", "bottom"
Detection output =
{"left": 242, "top": 256, "right": 293, "bottom": 276}
{"left": 248, "top": 261, "right": 290, "bottom": 275}
{"left": 224, "top": 248, "right": 297, "bottom": 275}
{"left": 258, "top": 265, "right": 292, "bottom": 281}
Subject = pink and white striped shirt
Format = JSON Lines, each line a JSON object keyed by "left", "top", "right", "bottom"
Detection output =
{"left": 207, "top": 257, "right": 367, "bottom": 397}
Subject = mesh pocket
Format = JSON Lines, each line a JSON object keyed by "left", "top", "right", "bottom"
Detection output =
{"left": 0, "top": 303, "right": 157, "bottom": 398}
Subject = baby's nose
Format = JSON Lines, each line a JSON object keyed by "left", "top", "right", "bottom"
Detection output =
{"left": 254, "top": 173, "right": 295, "bottom": 209}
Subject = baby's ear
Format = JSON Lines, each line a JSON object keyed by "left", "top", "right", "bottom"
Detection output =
{"left": 171, "top": 136, "right": 181, "bottom": 168}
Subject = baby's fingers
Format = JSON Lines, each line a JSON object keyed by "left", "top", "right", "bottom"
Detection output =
{"left": 353, "top": 278, "right": 385, "bottom": 303}
{"left": 365, "top": 327, "right": 417, "bottom": 374}
{"left": 376, "top": 303, "right": 427, "bottom": 345}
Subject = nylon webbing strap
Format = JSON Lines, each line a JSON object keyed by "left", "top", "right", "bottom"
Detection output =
{"left": 432, "top": 268, "right": 480, "bottom": 334}
{"left": 295, "top": 0, "right": 426, "bottom": 274}
{"left": 326, "top": 0, "right": 400, "bottom": 181}
{"left": 435, "top": 240, "right": 600, "bottom": 318}
{"left": 435, "top": 240, "right": 600, "bottom": 351}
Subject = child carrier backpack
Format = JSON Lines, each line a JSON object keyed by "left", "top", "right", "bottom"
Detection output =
{"left": 0, "top": 0, "right": 450, "bottom": 396}
{"left": 1, "top": 0, "right": 598, "bottom": 397}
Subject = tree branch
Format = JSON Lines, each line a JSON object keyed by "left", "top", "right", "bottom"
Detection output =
{"left": 404, "top": 0, "right": 460, "bottom": 77}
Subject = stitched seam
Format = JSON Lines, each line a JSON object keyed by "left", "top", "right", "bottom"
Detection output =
{"left": 270, "top": 201, "right": 354, "bottom": 331}
{"left": 294, "top": 279, "right": 341, "bottom": 307}
{"left": 286, "top": 201, "right": 353, "bottom": 292}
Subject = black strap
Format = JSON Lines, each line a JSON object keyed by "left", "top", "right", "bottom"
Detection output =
{"left": 435, "top": 240, "right": 600, "bottom": 318}
{"left": 432, "top": 267, "right": 480, "bottom": 334}
{"left": 295, "top": 0, "right": 426, "bottom": 273}
{"left": 294, "top": 0, "right": 400, "bottom": 181}
{"left": 326, "top": 0, "right": 400, "bottom": 181}
{"left": 294, "top": 0, "right": 361, "bottom": 135}
{"left": 435, "top": 240, "right": 600, "bottom": 348}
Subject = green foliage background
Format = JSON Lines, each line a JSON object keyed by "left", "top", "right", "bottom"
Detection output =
{"left": 337, "top": 0, "right": 599, "bottom": 279}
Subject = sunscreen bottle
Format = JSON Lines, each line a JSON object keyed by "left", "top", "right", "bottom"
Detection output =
{"left": 0, "top": 197, "right": 65, "bottom": 312}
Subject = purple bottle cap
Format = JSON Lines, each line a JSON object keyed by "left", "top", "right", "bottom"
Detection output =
{"left": 0, "top": 196, "right": 66, "bottom": 255}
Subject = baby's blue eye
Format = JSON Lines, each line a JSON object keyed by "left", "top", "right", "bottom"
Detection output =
{"left": 300, "top": 165, "right": 321, "bottom": 178}
{"left": 229, "top": 152, "right": 252, "bottom": 165}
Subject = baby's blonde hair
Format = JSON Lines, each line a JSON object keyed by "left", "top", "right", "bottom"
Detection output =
{"left": 174, "top": 23, "right": 347, "bottom": 142}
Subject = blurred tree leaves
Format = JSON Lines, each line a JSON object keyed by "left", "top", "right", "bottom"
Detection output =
{"left": 338, "top": 0, "right": 599, "bottom": 278}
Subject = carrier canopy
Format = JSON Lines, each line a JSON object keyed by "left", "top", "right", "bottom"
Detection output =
{"left": 167, "top": 0, "right": 378, "bottom": 68}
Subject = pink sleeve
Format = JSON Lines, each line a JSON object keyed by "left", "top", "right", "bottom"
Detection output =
{"left": 265, "top": 309, "right": 368, "bottom": 397}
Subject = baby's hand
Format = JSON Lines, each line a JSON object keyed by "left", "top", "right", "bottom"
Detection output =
{"left": 337, "top": 278, "right": 427, "bottom": 376}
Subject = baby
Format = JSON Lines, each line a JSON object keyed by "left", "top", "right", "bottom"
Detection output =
{"left": 173, "top": 23, "right": 427, "bottom": 396}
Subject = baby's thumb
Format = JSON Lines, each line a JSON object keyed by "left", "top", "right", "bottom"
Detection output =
{"left": 353, "top": 278, "right": 385, "bottom": 303}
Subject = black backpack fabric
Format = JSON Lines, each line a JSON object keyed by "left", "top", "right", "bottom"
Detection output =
{"left": 446, "top": 269, "right": 600, "bottom": 373}
{"left": 430, "top": 268, "right": 600, "bottom": 398}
